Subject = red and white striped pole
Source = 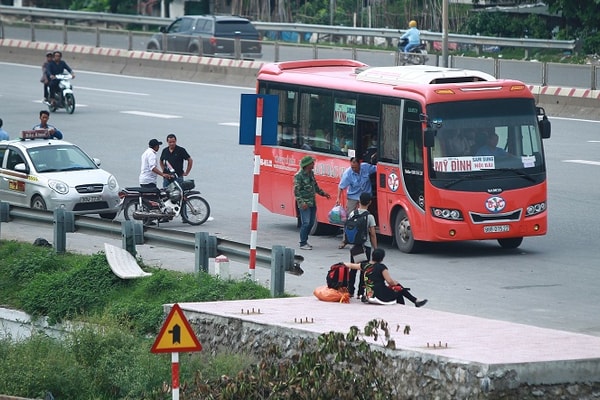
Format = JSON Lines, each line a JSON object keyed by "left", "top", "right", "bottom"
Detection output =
{"left": 171, "top": 352, "right": 179, "bottom": 400}
{"left": 249, "top": 97, "right": 263, "bottom": 278}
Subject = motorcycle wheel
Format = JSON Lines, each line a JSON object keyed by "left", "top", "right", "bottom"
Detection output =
{"left": 182, "top": 195, "right": 210, "bottom": 226}
{"left": 123, "top": 199, "right": 154, "bottom": 226}
{"left": 64, "top": 93, "right": 76, "bottom": 114}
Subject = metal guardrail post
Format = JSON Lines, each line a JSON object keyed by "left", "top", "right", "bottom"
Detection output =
{"left": 128, "top": 30, "right": 133, "bottom": 51}
{"left": 197, "top": 38, "right": 203, "bottom": 56}
{"left": 274, "top": 41, "right": 280, "bottom": 62}
{"left": 161, "top": 33, "right": 167, "bottom": 53}
{"left": 54, "top": 214, "right": 66, "bottom": 253}
{"left": 592, "top": 65, "right": 597, "bottom": 91}
{"left": 63, "top": 21, "right": 68, "bottom": 45}
{"left": 30, "top": 22, "right": 35, "bottom": 42}
{"left": 0, "top": 20, "right": 4, "bottom": 39}
{"left": 312, "top": 43, "right": 318, "bottom": 60}
{"left": 352, "top": 46, "right": 357, "bottom": 60}
{"left": 121, "top": 220, "right": 139, "bottom": 256}
{"left": 234, "top": 32, "right": 241, "bottom": 60}
{"left": 542, "top": 62, "right": 548, "bottom": 86}
{"left": 494, "top": 58, "right": 500, "bottom": 79}
{"left": 95, "top": 26, "right": 100, "bottom": 47}
{"left": 270, "top": 245, "right": 285, "bottom": 297}
{"left": 0, "top": 202, "right": 9, "bottom": 237}
{"left": 195, "top": 231, "right": 210, "bottom": 273}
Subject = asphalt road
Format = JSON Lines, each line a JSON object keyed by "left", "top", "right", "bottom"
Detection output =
{"left": 1, "top": 61, "right": 599, "bottom": 337}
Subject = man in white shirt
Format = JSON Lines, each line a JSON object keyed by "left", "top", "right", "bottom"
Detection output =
{"left": 139, "top": 138, "right": 170, "bottom": 187}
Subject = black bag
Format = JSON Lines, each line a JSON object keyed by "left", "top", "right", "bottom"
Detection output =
{"left": 344, "top": 210, "right": 369, "bottom": 245}
{"left": 326, "top": 262, "right": 350, "bottom": 290}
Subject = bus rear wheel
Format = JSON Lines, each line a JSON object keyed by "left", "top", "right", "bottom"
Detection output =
{"left": 394, "top": 209, "right": 421, "bottom": 253}
{"left": 498, "top": 237, "right": 523, "bottom": 249}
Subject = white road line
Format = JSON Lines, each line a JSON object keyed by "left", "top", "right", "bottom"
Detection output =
{"left": 33, "top": 100, "right": 88, "bottom": 107}
{"left": 220, "top": 122, "right": 240, "bottom": 127}
{"left": 563, "top": 160, "right": 600, "bottom": 166}
{"left": 121, "top": 111, "right": 182, "bottom": 119}
{"left": 77, "top": 86, "right": 149, "bottom": 96}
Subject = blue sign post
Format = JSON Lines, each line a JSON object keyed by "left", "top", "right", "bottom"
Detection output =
{"left": 239, "top": 94, "right": 278, "bottom": 145}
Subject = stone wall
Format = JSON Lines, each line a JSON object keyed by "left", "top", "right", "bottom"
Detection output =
{"left": 188, "top": 313, "right": 600, "bottom": 399}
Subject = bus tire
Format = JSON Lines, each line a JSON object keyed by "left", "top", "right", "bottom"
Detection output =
{"left": 394, "top": 208, "right": 420, "bottom": 253}
{"left": 498, "top": 237, "right": 523, "bottom": 249}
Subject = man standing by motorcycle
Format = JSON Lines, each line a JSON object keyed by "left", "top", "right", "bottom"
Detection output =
{"left": 159, "top": 133, "right": 193, "bottom": 187}
{"left": 140, "top": 138, "right": 171, "bottom": 188}
{"left": 46, "top": 51, "right": 75, "bottom": 107}
{"left": 399, "top": 20, "right": 420, "bottom": 53}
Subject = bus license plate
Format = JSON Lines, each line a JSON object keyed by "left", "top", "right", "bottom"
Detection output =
{"left": 484, "top": 225, "right": 510, "bottom": 233}
{"left": 81, "top": 195, "right": 101, "bottom": 203}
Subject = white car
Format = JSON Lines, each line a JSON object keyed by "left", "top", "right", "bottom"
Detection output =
{"left": 0, "top": 131, "right": 120, "bottom": 219}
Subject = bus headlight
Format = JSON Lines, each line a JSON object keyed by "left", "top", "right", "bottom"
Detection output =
{"left": 526, "top": 201, "right": 546, "bottom": 217}
{"left": 431, "top": 207, "right": 463, "bottom": 221}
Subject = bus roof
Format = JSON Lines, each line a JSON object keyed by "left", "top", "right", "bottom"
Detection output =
{"left": 257, "top": 59, "right": 532, "bottom": 101}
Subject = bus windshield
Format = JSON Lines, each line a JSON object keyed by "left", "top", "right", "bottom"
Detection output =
{"left": 426, "top": 98, "right": 545, "bottom": 187}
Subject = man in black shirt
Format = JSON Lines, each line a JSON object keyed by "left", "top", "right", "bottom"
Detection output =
{"left": 160, "top": 133, "right": 193, "bottom": 187}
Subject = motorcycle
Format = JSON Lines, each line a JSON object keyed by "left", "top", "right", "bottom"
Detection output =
{"left": 398, "top": 38, "right": 429, "bottom": 66}
{"left": 44, "top": 73, "right": 76, "bottom": 114}
{"left": 119, "top": 177, "right": 210, "bottom": 226}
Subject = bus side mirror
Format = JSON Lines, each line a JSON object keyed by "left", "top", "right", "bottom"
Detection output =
{"left": 424, "top": 128, "right": 436, "bottom": 148}
{"left": 537, "top": 107, "right": 551, "bottom": 139}
{"left": 538, "top": 115, "right": 551, "bottom": 139}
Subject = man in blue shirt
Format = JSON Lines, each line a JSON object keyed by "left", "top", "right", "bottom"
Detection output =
{"left": 336, "top": 156, "right": 376, "bottom": 248}
{"left": 476, "top": 132, "right": 509, "bottom": 157}
{"left": 33, "top": 110, "right": 63, "bottom": 140}
{"left": 0, "top": 118, "right": 9, "bottom": 141}
{"left": 400, "top": 20, "right": 420, "bottom": 53}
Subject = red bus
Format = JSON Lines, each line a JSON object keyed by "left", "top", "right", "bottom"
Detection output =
{"left": 256, "top": 59, "right": 551, "bottom": 253}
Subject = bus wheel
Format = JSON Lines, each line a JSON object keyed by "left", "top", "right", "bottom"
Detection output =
{"left": 310, "top": 221, "right": 338, "bottom": 236}
{"left": 394, "top": 209, "right": 420, "bottom": 253}
{"left": 498, "top": 237, "right": 523, "bottom": 249}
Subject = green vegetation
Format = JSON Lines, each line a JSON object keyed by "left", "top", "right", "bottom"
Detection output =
{"left": 0, "top": 240, "right": 404, "bottom": 399}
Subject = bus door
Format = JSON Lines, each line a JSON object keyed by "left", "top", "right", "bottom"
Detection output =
{"left": 400, "top": 101, "right": 425, "bottom": 215}
{"left": 355, "top": 118, "right": 379, "bottom": 221}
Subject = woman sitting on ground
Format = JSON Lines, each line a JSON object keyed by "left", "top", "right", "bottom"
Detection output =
{"left": 345, "top": 248, "right": 427, "bottom": 307}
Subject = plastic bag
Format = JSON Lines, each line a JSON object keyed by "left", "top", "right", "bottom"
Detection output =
{"left": 328, "top": 205, "right": 347, "bottom": 225}
{"left": 313, "top": 285, "right": 350, "bottom": 303}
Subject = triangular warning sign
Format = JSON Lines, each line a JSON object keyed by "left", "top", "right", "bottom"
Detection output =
{"left": 151, "top": 304, "right": 202, "bottom": 353}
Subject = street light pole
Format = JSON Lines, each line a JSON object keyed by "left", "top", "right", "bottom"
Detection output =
{"left": 442, "top": 0, "right": 448, "bottom": 67}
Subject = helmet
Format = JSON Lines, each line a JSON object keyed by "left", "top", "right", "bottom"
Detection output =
{"left": 409, "top": 20, "right": 417, "bottom": 28}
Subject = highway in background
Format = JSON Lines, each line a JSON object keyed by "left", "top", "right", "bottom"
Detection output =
{"left": 1, "top": 61, "right": 599, "bottom": 336}
{"left": 1, "top": 24, "right": 597, "bottom": 89}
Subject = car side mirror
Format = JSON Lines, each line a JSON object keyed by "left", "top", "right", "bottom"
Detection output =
{"left": 14, "top": 163, "right": 28, "bottom": 173}
{"left": 93, "top": 158, "right": 101, "bottom": 167}
{"left": 538, "top": 115, "right": 551, "bottom": 139}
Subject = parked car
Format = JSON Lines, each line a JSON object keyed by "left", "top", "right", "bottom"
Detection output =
{"left": 0, "top": 130, "right": 121, "bottom": 219}
{"left": 146, "top": 15, "right": 262, "bottom": 59}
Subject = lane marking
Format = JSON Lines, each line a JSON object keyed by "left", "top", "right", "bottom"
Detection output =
{"left": 563, "top": 160, "right": 600, "bottom": 166}
{"left": 121, "top": 111, "right": 182, "bottom": 119}
{"left": 34, "top": 100, "right": 88, "bottom": 107}
{"left": 77, "top": 86, "right": 149, "bottom": 96}
{"left": 220, "top": 122, "right": 239, "bottom": 127}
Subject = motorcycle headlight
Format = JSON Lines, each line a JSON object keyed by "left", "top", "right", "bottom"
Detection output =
{"left": 48, "top": 179, "right": 69, "bottom": 195}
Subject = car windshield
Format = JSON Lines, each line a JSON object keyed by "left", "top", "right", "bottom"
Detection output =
{"left": 28, "top": 145, "right": 98, "bottom": 173}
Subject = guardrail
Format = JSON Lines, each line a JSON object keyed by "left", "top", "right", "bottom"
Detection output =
{"left": 0, "top": 202, "right": 303, "bottom": 296}
{"left": 0, "top": 5, "right": 577, "bottom": 51}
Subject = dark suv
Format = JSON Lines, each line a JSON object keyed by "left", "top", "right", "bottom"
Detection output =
{"left": 146, "top": 15, "right": 262, "bottom": 59}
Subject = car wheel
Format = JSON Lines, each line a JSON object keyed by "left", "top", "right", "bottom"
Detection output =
{"left": 31, "top": 195, "right": 47, "bottom": 210}
{"left": 146, "top": 43, "right": 159, "bottom": 52}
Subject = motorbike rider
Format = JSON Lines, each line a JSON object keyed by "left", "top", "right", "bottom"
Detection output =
{"left": 46, "top": 51, "right": 75, "bottom": 107}
{"left": 399, "top": 20, "right": 420, "bottom": 53}
{"left": 33, "top": 110, "right": 63, "bottom": 140}
{"left": 41, "top": 52, "right": 53, "bottom": 102}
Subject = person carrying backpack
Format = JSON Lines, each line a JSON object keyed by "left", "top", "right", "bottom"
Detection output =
{"left": 344, "top": 192, "right": 377, "bottom": 298}
{"left": 336, "top": 156, "right": 377, "bottom": 249}
{"left": 345, "top": 248, "right": 428, "bottom": 307}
